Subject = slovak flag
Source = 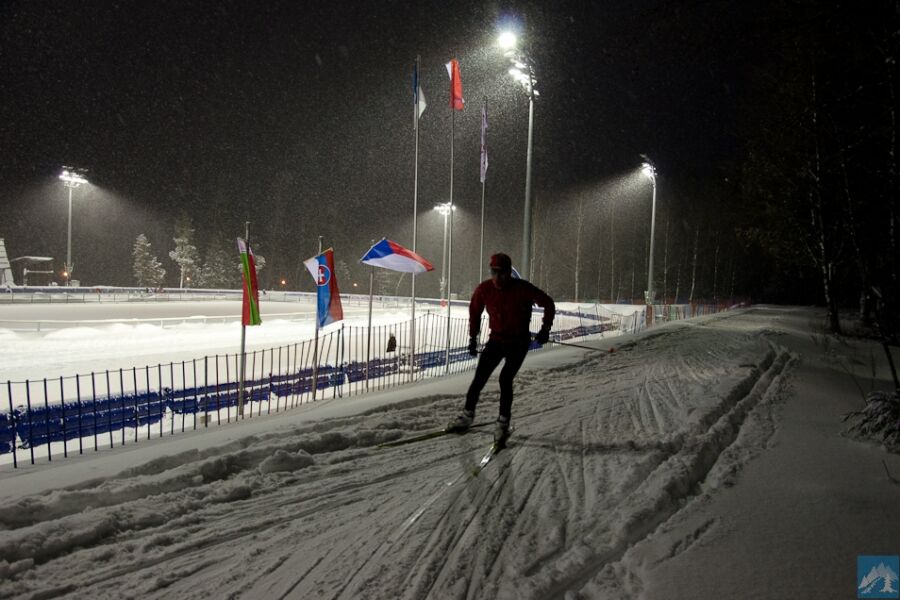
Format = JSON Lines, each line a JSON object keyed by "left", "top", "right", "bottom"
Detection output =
{"left": 303, "top": 248, "right": 344, "bottom": 328}
{"left": 361, "top": 238, "right": 434, "bottom": 273}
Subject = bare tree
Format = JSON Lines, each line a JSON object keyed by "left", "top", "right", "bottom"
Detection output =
{"left": 689, "top": 223, "right": 699, "bottom": 304}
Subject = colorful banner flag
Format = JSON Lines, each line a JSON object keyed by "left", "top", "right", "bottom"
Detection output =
{"left": 480, "top": 104, "right": 488, "bottom": 183}
{"left": 413, "top": 62, "right": 427, "bottom": 128}
{"left": 361, "top": 238, "right": 435, "bottom": 273}
{"left": 445, "top": 58, "right": 464, "bottom": 110}
{"left": 304, "top": 248, "right": 344, "bottom": 328}
{"left": 237, "top": 238, "right": 261, "bottom": 326}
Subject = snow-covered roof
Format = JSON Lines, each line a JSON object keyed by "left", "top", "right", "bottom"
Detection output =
{"left": 10, "top": 256, "right": 53, "bottom": 263}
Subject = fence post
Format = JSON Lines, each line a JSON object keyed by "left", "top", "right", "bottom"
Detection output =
{"left": 7, "top": 381, "right": 17, "bottom": 469}
{"left": 25, "top": 380, "right": 34, "bottom": 465}
{"left": 192, "top": 359, "right": 199, "bottom": 430}
{"left": 91, "top": 372, "right": 98, "bottom": 452}
{"left": 60, "top": 377, "right": 68, "bottom": 458}
{"left": 214, "top": 356, "right": 221, "bottom": 426}
{"left": 144, "top": 366, "right": 152, "bottom": 440}
{"left": 203, "top": 356, "right": 209, "bottom": 428}
{"left": 132, "top": 368, "right": 139, "bottom": 443}
{"left": 76, "top": 375, "right": 83, "bottom": 455}
{"left": 42, "top": 379, "right": 51, "bottom": 462}
{"left": 153, "top": 364, "right": 162, "bottom": 437}
{"left": 118, "top": 369, "right": 126, "bottom": 446}
{"left": 106, "top": 370, "right": 113, "bottom": 448}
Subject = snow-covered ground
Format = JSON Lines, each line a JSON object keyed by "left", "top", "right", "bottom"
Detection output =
{"left": 0, "top": 299, "right": 619, "bottom": 383}
{"left": 1, "top": 305, "right": 898, "bottom": 599}
{"left": 0, "top": 298, "right": 416, "bottom": 382}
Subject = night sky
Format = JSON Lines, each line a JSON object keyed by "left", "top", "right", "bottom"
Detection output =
{"left": 0, "top": 1, "right": 826, "bottom": 298}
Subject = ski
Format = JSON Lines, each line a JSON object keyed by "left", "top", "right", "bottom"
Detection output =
{"left": 470, "top": 432, "right": 510, "bottom": 477}
{"left": 470, "top": 444, "right": 499, "bottom": 477}
{"left": 378, "top": 421, "right": 493, "bottom": 448}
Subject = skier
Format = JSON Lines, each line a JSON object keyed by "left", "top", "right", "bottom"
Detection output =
{"left": 446, "top": 252, "right": 555, "bottom": 446}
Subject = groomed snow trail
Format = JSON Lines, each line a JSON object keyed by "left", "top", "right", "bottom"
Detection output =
{"left": 0, "top": 309, "right": 793, "bottom": 599}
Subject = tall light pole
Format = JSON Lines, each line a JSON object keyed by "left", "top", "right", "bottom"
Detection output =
{"left": 642, "top": 160, "right": 658, "bottom": 304}
{"left": 434, "top": 202, "right": 455, "bottom": 303}
{"left": 59, "top": 168, "right": 88, "bottom": 286}
{"left": 499, "top": 31, "right": 539, "bottom": 280}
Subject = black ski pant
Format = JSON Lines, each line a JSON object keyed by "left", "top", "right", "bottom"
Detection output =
{"left": 464, "top": 339, "right": 530, "bottom": 421}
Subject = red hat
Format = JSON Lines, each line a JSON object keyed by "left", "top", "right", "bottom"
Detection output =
{"left": 489, "top": 253, "right": 512, "bottom": 272}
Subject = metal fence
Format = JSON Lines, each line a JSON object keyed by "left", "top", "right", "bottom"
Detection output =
{"left": 0, "top": 302, "right": 727, "bottom": 468}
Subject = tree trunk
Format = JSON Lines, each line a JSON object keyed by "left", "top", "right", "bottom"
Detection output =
{"left": 674, "top": 249, "right": 683, "bottom": 304}
{"left": 574, "top": 197, "right": 585, "bottom": 302}
{"left": 712, "top": 231, "right": 720, "bottom": 303}
{"left": 663, "top": 213, "right": 669, "bottom": 303}
{"left": 729, "top": 257, "right": 736, "bottom": 302}
{"left": 610, "top": 201, "right": 616, "bottom": 302}
{"left": 889, "top": 35, "right": 898, "bottom": 284}
{"left": 689, "top": 223, "right": 699, "bottom": 304}
{"left": 808, "top": 72, "right": 842, "bottom": 334}
{"left": 596, "top": 220, "right": 604, "bottom": 301}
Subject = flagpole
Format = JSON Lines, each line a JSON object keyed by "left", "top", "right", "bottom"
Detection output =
{"left": 480, "top": 98, "right": 487, "bottom": 283}
{"left": 238, "top": 221, "right": 249, "bottom": 417}
{"left": 366, "top": 264, "right": 374, "bottom": 391}
{"left": 411, "top": 55, "right": 421, "bottom": 383}
{"left": 312, "top": 236, "right": 322, "bottom": 403}
{"left": 446, "top": 101, "right": 454, "bottom": 373}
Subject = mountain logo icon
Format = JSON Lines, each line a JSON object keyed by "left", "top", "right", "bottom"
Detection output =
{"left": 858, "top": 555, "right": 900, "bottom": 599}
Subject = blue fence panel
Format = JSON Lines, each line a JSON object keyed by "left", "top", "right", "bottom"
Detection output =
{"left": 0, "top": 412, "right": 16, "bottom": 454}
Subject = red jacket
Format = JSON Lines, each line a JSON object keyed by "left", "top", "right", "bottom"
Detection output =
{"left": 469, "top": 278, "right": 555, "bottom": 343}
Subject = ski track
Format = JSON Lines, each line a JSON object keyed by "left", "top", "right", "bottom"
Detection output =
{"left": 0, "top": 310, "right": 795, "bottom": 599}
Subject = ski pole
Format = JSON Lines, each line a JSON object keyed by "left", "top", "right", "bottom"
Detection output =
{"left": 548, "top": 339, "right": 613, "bottom": 353}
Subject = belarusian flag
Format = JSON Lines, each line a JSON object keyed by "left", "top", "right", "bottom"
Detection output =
{"left": 237, "top": 238, "right": 261, "bottom": 326}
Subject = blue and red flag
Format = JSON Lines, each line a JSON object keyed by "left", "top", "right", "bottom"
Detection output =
{"left": 304, "top": 248, "right": 344, "bottom": 327}
{"left": 360, "top": 238, "right": 434, "bottom": 274}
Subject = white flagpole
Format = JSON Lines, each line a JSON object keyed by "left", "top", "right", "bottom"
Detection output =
{"left": 238, "top": 221, "right": 249, "bottom": 417}
{"left": 312, "top": 237, "right": 323, "bottom": 402}
{"left": 411, "top": 56, "right": 421, "bottom": 383}
{"left": 480, "top": 99, "right": 487, "bottom": 283}
{"left": 446, "top": 99, "right": 454, "bottom": 373}
{"left": 366, "top": 265, "right": 374, "bottom": 391}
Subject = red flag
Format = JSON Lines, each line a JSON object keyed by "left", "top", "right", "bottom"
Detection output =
{"left": 237, "top": 238, "right": 261, "bottom": 326}
{"left": 446, "top": 58, "right": 464, "bottom": 110}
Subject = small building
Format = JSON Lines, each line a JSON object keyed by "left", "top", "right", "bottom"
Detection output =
{"left": 0, "top": 237, "right": 16, "bottom": 287}
{"left": 10, "top": 256, "right": 55, "bottom": 286}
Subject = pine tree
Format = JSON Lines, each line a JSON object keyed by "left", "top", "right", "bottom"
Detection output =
{"left": 196, "top": 239, "right": 236, "bottom": 289}
{"left": 374, "top": 268, "right": 394, "bottom": 296}
{"left": 168, "top": 213, "right": 199, "bottom": 288}
{"left": 132, "top": 234, "right": 166, "bottom": 287}
{"left": 253, "top": 254, "right": 266, "bottom": 275}
{"left": 335, "top": 259, "right": 352, "bottom": 288}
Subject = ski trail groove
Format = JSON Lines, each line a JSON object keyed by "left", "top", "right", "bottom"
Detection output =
{"left": 533, "top": 345, "right": 794, "bottom": 598}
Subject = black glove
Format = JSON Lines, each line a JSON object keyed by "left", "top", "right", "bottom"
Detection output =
{"left": 535, "top": 327, "right": 550, "bottom": 345}
{"left": 468, "top": 337, "right": 479, "bottom": 356}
